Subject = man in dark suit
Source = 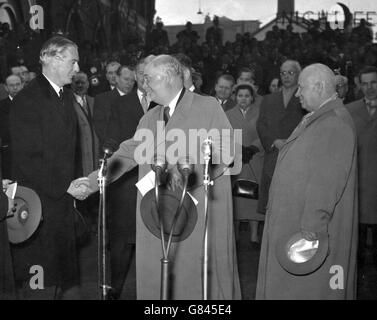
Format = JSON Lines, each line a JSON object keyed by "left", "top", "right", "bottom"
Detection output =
{"left": 93, "top": 65, "right": 135, "bottom": 146}
{"left": 105, "top": 56, "right": 156, "bottom": 299}
{"left": 88, "top": 61, "right": 120, "bottom": 97}
{"left": 257, "top": 60, "right": 306, "bottom": 214}
{"left": 9, "top": 36, "right": 88, "bottom": 299}
{"left": 214, "top": 74, "right": 236, "bottom": 112}
{"left": 0, "top": 75, "right": 23, "bottom": 179}
{"left": 346, "top": 66, "right": 377, "bottom": 274}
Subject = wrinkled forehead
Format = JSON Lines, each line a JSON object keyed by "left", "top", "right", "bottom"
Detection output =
{"left": 281, "top": 62, "right": 297, "bottom": 72}
{"left": 144, "top": 63, "right": 162, "bottom": 77}
{"left": 62, "top": 46, "right": 79, "bottom": 60}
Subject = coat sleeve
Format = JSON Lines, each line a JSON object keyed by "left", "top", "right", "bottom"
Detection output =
{"left": 9, "top": 95, "right": 46, "bottom": 195}
{"left": 300, "top": 116, "right": 356, "bottom": 234}
{"left": 87, "top": 113, "right": 150, "bottom": 191}
{"left": 256, "top": 96, "right": 276, "bottom": 153}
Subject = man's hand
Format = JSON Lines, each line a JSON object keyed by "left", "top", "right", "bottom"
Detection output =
{"left": 67, "top": 177, "right": 92, "bottom": 201}
{"left": 302, "top": 230, "right": 318, "bottom": 241}
{"left": 272, "top": 139, "right": 286, "bottom": 150}
{"left": 166, "top": 166, "right": 183, "bottom": 192}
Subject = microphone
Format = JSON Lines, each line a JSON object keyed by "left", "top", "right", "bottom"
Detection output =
{"left": 102, "top": 138, "right": 117, "bottom": 160}
{"left": 151, "top": 155, "right": 167, "bottom": 175}
{"left": 201, "top": 138, "right": 212, "bottom": 161}
{"left": 177, "top": 156, "right": 195, "bottom": 178}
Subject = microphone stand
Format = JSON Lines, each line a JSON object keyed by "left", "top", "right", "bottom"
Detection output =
{"left": 97, "top": 156, "right": 111, "bottom": 300}
{"left": 202, "top": 140, "right": 213, "bottom": 300}
{"left": 155, "top": 165, "right": 191, "bottom": 300}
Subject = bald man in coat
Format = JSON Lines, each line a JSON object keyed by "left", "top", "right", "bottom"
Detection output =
{"left": 256, "top": 64, "right": 358, "bottom": 299}
{"left": 83, "top": 55, "right": 241, "bottom": 300}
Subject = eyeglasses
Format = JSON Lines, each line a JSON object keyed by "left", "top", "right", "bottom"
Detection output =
{"left": 280, "top": 71, "right": 296, "bottom": 76}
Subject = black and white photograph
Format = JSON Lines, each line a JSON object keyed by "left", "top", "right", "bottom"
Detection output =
{"left": 0, "top": 0, "right": 377, "bottom": 303}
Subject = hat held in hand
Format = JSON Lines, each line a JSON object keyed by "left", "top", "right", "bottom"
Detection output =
{"left": 275, "top": 231, "right": 329, "bottom": 275}
{"left": 140, "top": 187, "right": 197, "bottom": 242}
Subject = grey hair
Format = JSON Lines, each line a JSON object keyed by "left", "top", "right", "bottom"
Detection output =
{"left": 40, "top": 36, "right": 77, "bottom": 65}
{"left": 150, "top": 55, "right": 184, "bottom": 83}
{"left": 281, "top": 59, "right": 302, "bottom": 73}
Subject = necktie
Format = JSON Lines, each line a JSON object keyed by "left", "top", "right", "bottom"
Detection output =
{"left": 58, "top": 89, "right": 64, "bottom": 103}
{"left": 163, "top": 106, "right": 170, "bottom": 124}
{"left": 141, "top": 93, "right": 148, "bottom": 113}
{"left": 366, "top": 100, "right": 377, "bottom": 117}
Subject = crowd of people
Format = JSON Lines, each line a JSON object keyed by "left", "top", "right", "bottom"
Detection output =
{"left": 0, "top": 15, "right": 376, "bottom": 300}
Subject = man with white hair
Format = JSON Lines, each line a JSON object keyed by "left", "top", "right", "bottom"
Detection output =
{"left": 81, "top": 54, "right": 241, "bottom": 300}
{"left": 256, "top": 63, "right": 358, "bottom": 299}
{"left": 0, "top": 75, "right": 23, "bottom": 178}
{"left": 9, "top": 36, "right": 87, "bottom": 299}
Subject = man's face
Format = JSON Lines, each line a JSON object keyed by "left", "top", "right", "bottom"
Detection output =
{"left": 72, "top": 73, "right": 89, "bottom": 96}
{"left": 336, "top": 82, "right": 349, "bottom": 99}
{"left": 237, "top": 71, "right": 254, "bottom": 85}
{"left": 143, "top": 63, "right": 169, "bottom": 105}
{"left": 215, "top": 78, "right": 233, "bottom": 100}
{"left": 54, "top": 46, "right": 80, "bottom": 86}
{"left": 116, "top": 68, "right": 135, "bottom": 94}
{"left": 135, "top": 63, "right": 146, "bottom": 91}
{"left": 296, "top": 74, "right": 317, "bottom": 112}
{"left": 106, "top": 65, "right": 119, "bottom": 86}
{"left": 280, "top": 62, "right": 299, "bottom": 89}
{"left": 5, "top": 76, "right": 23, "bottom": 98}
{"left": 360, "top": 72, "right": 377, "bottom": 101}
{"left": 19, "top": 66, "right": 29, "bottom": 84}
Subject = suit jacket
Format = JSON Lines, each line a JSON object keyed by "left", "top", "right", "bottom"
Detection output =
{"left": 72, "top": 95, "right": 100, "bottom": 176}
{"left": 88, "top": 90, "right": 241, "bottom": 300}
{"left": 93, "top": 89, "right": 120, "bottom": 146}
{"left": 105, "top": 89, "right": 153, "bottom": 243}
{"left": 0, "top": 192, "right": 16, "bottom": 299}
{"left": 9, "top": 74, "right": 79, "bottom": 288}
{"left": 346, "top": 99, "right": 377, "bottom": 224}
{"left": 0, "top": 97, "right": 12, "bottom": 178}
{"left": 257, "top": 99, "right": 358, "bottom": 299}
{"left": 256, "top": 90, "right": 305, "bottom": 213}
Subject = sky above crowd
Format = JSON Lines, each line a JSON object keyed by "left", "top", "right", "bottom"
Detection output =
{"left": 155, "top": 0, "right": 377, "bottom": 26}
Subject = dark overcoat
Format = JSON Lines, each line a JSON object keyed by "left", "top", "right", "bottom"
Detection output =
{"left": 256, "top": 91, "right": 305, "bottom": 213}
{"left": 9, "top": 74, "right": 79, "bottom": 289}
{"left": 256, "top": 99, "right": 358, "bottom": 299}
{"left": 346, "top": 99, "right": 377, "bottom": 224}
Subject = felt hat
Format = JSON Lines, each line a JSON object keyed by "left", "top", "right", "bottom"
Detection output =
{"left": 140, "top": 187, "right": 197, "bottom": 242}
{"left": 275, "top": 231, "right": 329, "bottom": 275}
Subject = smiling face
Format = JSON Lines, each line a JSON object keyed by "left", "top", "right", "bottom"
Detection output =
{"left": 215, "top": 77, "right": 233, "bottom": 100}
{"left": 143, "top": 63, "right": 170, "bottom": 105}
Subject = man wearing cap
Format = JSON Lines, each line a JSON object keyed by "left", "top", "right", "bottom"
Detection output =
{"left": 346, "top": 66, "right": 377, "bottom": 277}
{"left": 256, "top": 63, "right": 358, "bottom": 299}
{"left": 82, "top": 54, "right": 241, "bottom": 300}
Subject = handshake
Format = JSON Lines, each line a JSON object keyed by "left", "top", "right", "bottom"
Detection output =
{"left": 67, "top": 177, "right": 93, "bottom": 201}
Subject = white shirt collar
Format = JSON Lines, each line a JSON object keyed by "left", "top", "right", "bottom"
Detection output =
{"left": 188, "top": 84, "right": 195, "bottom": 92}
{"left": 43, "top": 73, "right": 62, "bottom": 96}
{"left": 116, "top": 88, "right": 126, "bottom": 96}
{"left": 110, "top": 85, "right": 115, "bottom": 90}
{"left": 166, "top": 88, "right": 183, "bottom": 116}
{"left": 9, "top": 95, "right": 13, "bottom": 101}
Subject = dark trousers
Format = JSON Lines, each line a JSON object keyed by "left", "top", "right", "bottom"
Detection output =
{"left": 110, "top": 239, "right": 135, "bottom": 298}
{"left": 358, "top": 224, "right": 377, "bottom": 268}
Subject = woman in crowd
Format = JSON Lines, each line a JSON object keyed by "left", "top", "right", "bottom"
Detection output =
{"left": 226, "top": 84, "right": 264, "bottom": 246}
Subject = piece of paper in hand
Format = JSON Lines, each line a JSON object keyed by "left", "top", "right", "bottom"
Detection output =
{"left": 136, "top": 170, "right": 155, "bottom": 197}
{"left": 6, "top": 182, "right": 17, "bottom": 199}
{"left": 187, "top": 192, "right": 199, "bottom": 206}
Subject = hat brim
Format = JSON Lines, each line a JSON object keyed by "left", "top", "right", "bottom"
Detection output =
{"left": 275, "top": 231, "right": 329, "bottom": 275}
{"left": 140, "top": 187, "right": 197, "bottom": 242}
{"left": 7, "top": 186, "right": 42, "bottom": 244}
